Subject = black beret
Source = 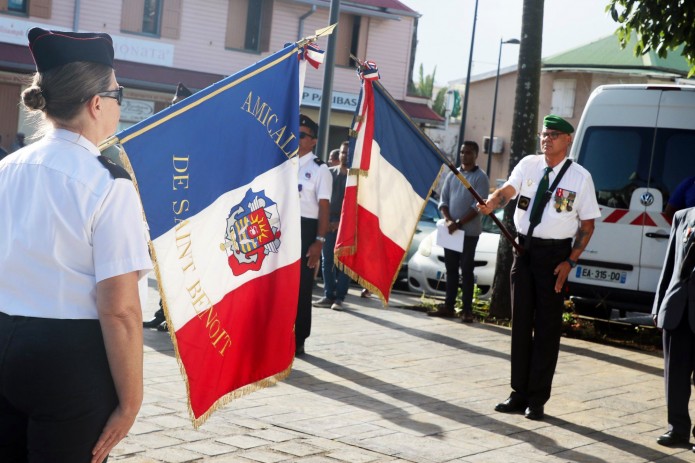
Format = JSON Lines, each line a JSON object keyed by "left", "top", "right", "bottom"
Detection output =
{"left": 299, "top": 113, "right": 318, "bottom": 137}
{"left": 172, "top": 82, "right": 193, "bottom": 104}
{"left": 28, "top": 27, "right": 114, "bottom": 73}
{"left": 543, "top": 114, "right": 574, "bottom": 134}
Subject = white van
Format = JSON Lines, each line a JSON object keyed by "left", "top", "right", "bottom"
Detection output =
{"left": 568, "top": 84, "right": 695, "bottom": 316}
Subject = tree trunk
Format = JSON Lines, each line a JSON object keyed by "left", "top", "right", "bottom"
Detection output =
{"left": 488, "top": 0, "right": 544, "bottom": 319}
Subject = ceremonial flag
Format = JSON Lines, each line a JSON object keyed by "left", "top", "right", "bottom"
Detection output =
{"left": 104, "top": 44, "right": 303, "bottom": 427}
{"left": 335, "top": 63, "right": 445, "bottom": 303}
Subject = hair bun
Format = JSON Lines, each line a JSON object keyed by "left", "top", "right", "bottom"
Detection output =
{"left": 22, "top": 86, "right": 47, "bottom": 111}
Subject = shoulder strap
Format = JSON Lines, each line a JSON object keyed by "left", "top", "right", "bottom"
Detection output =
{"left": 524, "top": 159, "right": 572, "bottom": 246}
{"left": 97, "top": 155, "right": 132, "bottom": 181}
{"left": 313, "top": 157, "right": 325, "bottom": 166}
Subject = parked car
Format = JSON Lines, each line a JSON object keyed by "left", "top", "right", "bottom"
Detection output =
{"left": 397, "top": 197, "right": 442, "bottom": 281}
{"left": 407, "top": 209, "right": 503, "bottom": 298}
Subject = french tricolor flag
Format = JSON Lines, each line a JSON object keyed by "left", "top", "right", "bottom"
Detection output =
{"left": 106, "top": 44, "right": 302, "bottom": 427}
{"left": 336, "top": 66, "right": 444, "bottom": 303}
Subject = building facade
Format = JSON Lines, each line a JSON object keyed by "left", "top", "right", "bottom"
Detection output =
{"left": 0, "top": 0, "right": 424, "bottom": 154}
{"left": 449, "top": 35, "right": 693, "bottom": 185}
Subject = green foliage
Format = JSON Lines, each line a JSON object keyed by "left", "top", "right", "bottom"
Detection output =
{"left": 608, "top": 0, "right": 695, "bottom": 76}
{"left": 414, "top": 63, "right": 436, "bottom": 98}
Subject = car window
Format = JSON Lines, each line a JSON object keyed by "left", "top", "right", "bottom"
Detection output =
{"left": 578, "top": 126, "right": 695, "bottom": 209}
{"left": 578, "top": 126, "right": 651, "bottom": 209}
{"left": 421, "top": 199, "right": 441, "bottom": 223}
{"left": 481, "top": 209, "right": 503, "bottom": 234}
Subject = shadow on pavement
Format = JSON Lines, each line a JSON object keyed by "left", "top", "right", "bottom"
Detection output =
{"left": 292, "top": 355, "right": 678, "bottom": 462}
{"left": 348, "top": 308, "right": 663, "bottom": 378}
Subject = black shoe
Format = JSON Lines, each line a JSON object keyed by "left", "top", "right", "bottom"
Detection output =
{"left": 143, "top": 315, "right": 165, "bottom": 328}
{"left": 427, "top": 304, "right": 456, "bottom": 318}
{"left": 156, "top": 321, "right": 168, "bottom": 332}
{"left": 494, "top": 397, "right": 527, "bottom": 413}
{"left": 657, "top": 431, "right": 689, "bottom": 447}
{"left": 524, "top": 406, "right": 544, "bottom": 420}
{"left": 295, "top": 343, "right": 305, "bottom": 357}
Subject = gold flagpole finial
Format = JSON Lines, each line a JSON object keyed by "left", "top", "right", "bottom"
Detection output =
{"left": 296, "top": 22, "right": 337, "bottom": 48}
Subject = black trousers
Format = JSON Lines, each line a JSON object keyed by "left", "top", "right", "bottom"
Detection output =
{"left": 296, "top": 218, "right": 318, "bottom": 347}
{"left": 0, "top": 312, "right": 117, "bottom": 463}
{"left": 443, "top": 235, "right": 479, "bottom": 314}
{"left": 663, "top": 309, "right": 695, "bottom": 437}
{"left": 509, "top": 238, "right": 571, "bottom": 407}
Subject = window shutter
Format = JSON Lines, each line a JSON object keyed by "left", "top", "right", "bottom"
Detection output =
{"left": 161, "top": 0, "right": 182, "bottom": 39}
{"left": 259, "top": 0, "right": 273, "bottom": 52}
{"left": 29, "top": 0, "right": 51, "bottom": 18}
{"left": 550, "top": 79, "right": 576, "bottom": 118}
{"left": 335, "top": 13, "right": 353, "bottom": 66}
{"left": 225, "top": 0, "right": 249, "bottom": 49}
{"left": 122, "top": 0, "right": 145, "bottom": 33}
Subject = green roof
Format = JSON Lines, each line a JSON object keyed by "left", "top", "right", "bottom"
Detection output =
{"left": 542, "top": 35, "right": 691, "bottom": 75}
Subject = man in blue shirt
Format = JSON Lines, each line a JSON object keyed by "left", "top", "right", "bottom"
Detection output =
{"left": 428, "top": 141, "right": 489, "bottom": 322}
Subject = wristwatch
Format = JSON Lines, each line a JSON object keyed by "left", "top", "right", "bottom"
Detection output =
{"left": 315, "top": 236, "right": 326, "bottom": 243}
{"left": 565, "top": 258, "right": 577, "bottom": 268}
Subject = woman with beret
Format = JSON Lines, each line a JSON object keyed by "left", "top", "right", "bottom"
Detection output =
{"left": 0, "top": 28, "right": 152, "bottom": 462}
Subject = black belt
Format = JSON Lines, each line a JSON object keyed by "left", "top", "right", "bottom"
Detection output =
{"left": 518, "top": 234, "right": 572, "bottom": 247}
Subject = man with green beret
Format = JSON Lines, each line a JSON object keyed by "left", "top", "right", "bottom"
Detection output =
{"left": 478, "top": 114, "right": 601, "bottom": 420}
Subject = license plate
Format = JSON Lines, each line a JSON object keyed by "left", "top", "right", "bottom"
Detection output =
{"left": 575, "top": 266, "right": 627, "bottom": 284}
{"left": 436, "top": 271, "right": 446, "bottom": 282}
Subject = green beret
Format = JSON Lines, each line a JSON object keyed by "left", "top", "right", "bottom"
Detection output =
{"left": 543, "top": 115, "right": 574, "bottom": 134}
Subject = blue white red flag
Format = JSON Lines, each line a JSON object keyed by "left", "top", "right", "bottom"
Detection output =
{"left": 106, "top": 44, "right": 302, "bottom": 427}
{"left": 335, "top": 64, "right": 444, "bottom": 303}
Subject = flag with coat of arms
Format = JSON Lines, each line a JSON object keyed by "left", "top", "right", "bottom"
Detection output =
{"left": 101, "top": 42, "right": 314, "bottom": 427}
{"left": 335, "top": 61, "right": 445, "bottom": 304}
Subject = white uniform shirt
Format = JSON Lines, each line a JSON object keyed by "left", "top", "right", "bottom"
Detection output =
{"left": 504, "top": 155, "right": 601, "bottom": 239}
{"left": 0, "top": 129, "right": 152, "bottom": 319}
{"left": 298, "top": 152, "right": 332, "bottom": 219}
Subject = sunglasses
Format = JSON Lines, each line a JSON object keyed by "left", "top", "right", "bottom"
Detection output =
{"left": 97, "top": 86, "right": 124, "bottom": 106}
{"left": 538, "top": 131, "right": 566, "bottom": 140}
{"left": 299, "top": 132, "right": 315, "bottom": 140}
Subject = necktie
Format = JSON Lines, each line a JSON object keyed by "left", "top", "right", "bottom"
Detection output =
{"left": 529, "top": 167, "right": 552, "bottom": 227}
{"left": 680, "top": 237, "right": 695, "bottom": 280}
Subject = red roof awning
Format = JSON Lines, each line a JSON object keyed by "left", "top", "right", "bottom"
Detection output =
{"left": 396, "top": 99, "right": 445, "bottom": 126}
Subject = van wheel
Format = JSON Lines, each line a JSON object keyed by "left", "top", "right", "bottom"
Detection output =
{"left": 572, "top": 300, "right": 612, "bottom": 319}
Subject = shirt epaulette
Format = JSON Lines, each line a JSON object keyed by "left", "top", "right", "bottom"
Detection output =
{"left": 97, "top": 155, "right": 131, "bottom": 180}
{"left": 313, "top": 158, "right": 325, "bottom": 166}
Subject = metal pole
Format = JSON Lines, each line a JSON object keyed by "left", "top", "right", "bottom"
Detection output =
{"left": 486, "top": 39, "right": 503, "bottom": 177}
{"left": 486, "top": 38, "right": 519, "bottom": 177}
{"left": 316, "top": 0, "right": 341, "bottom": 161}
{"left": 455, "top": 0, "right": 479, "bottom": 166}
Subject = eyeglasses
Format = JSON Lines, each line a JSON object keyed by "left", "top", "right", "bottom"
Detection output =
{"left": 97, "top": 86, "right": 124, "bottom": 106}
{"left": 299, "top": 132, "right": 315, "bottom": 140}
{"left": 538, "top": 131, "right": 566, "bottom": 140}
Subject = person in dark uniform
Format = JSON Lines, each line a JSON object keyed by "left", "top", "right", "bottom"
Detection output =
{"left": 479, "top": 115, "right": 601, "bottom": 420}
{"left": 0, "top": 28, "right": 152, "bottom": 462}
{"left": 295, "top": 114, "right": 331, "bottom": 356}
{"left": 653, "top": 207, "right": 695, "bottom": 449}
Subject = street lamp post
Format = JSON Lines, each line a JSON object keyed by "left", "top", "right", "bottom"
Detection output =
{"left": 486, "top": 38, "right": 520, "bottom": 177}
{"left": 455, "top": 0, "right": 479, "bottom": 167}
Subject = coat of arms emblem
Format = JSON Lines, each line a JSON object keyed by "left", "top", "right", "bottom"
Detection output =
{"left": 223, "top": 189, "right": 282, "bottom": 275}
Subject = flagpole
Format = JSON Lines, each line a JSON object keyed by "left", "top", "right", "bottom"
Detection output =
{"left": 367, "top": 79, "right": 523, "bottom": 254}
{"left": 442, "top": 161, "right": 523, "bottom": 254}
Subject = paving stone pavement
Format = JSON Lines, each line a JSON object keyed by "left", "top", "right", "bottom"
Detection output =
{"left": 111, "top": 280, "right": 695, "bottom": 462}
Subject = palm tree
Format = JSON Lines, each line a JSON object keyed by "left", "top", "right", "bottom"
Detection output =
{"left": 488, "top": 0, "right": 545, "bottom": 319}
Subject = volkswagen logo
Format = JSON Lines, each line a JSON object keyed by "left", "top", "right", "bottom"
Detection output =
{"left": 640, "top": 192, "right": 654, "bottom": 206}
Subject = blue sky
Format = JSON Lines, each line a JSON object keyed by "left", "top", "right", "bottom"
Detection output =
{"left": 403, "top": 0, "right": 621, "bottom": 85}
